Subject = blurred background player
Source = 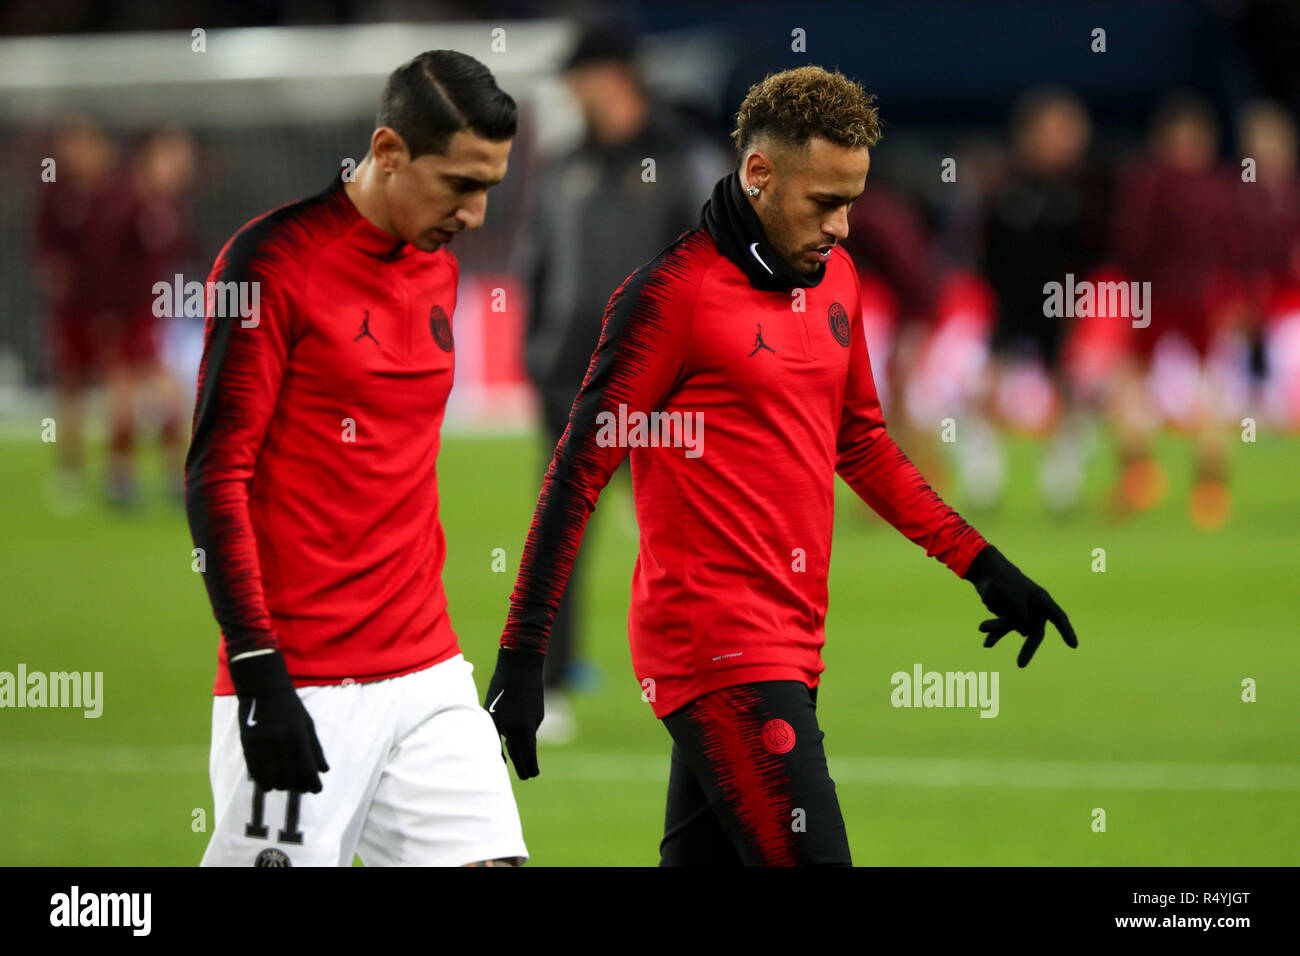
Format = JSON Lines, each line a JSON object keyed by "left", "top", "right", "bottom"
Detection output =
{"left": 33, "top": 117, "right": 118, "bottom": 511}
{"left": 103, "top": 126, "right": 197, "bottom": 506}
{"left": 839, "top": 165, "right": 946, "bottom": 500}
{"left": 33, "top": 120, "right": 197, "bottom": 509}
{"left": 1109, "top": 93, "right": 1242, "bottom": 528}
{"left": 1235, "top": 101, "right": 1300, "bottom": 425}
{"left": 966, "top": 87, "right": 1105, "bottom": 514}
{"left": 516, "top": 23, "right": 728, "bottom": 741}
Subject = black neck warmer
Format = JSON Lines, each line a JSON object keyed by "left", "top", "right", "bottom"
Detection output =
{"left": 700, "top": 170, "right": 827, "bottom": 291}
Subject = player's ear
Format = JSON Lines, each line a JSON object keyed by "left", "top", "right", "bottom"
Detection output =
{"left": 743, "top": 147, "right": 773, "bottom": 194}
{"left": 371, "top": 127, "right": 408, "bottom": 173}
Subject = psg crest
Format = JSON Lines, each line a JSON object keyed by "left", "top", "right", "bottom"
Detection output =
{"left": 761, "top": 718, "right": 796, "bottom": 754}
{"left": 429, "top": 305, "right": 454, "bottom": 352}
{"left": 828, "top": 302, "right": 850, "bottom": 347}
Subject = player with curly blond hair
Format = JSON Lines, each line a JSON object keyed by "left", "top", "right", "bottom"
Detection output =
{"left": 486, "top": 66, "right": 1077, "bottom": 866}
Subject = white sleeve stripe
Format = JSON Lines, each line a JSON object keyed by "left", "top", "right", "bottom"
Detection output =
{"left": 229, "top": 648, "right": 277, "bottom": 664}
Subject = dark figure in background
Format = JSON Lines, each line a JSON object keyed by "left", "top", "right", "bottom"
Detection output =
{"left": 517, "top": 25, "right": 727, "bottom": 741}
{"left": 1235, "top": 101, "right": 1300, "bottom": 388}
{"left": 968, "top": 88, "right": 1104, "bottom": 513}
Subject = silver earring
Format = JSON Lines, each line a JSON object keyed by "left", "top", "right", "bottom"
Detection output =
{"left": 746, "top": 185, "right": 760, "bottom": 197}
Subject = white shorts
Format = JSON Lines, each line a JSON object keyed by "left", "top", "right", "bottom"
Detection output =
{"left": 201, "top": 653, "right": 528, "bottom": 867}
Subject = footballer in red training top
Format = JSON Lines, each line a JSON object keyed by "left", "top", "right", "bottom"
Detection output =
{"left": 187, "top": 51, "right": 528, "bottom": 867}
{"left": 485, "top": 66, "right": 1078, "bottom": 866}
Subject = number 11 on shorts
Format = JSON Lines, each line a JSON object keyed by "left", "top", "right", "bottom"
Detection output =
{"left": 245, "top": 783, "right": 305, "bottom": 845}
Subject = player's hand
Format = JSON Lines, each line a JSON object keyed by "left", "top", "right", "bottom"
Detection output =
{"left": 963, "top": 545, "right": 1078, "bottom": 667}
{"left": 229, "top": 651, "right": 329, "bottom": 793}
{"left": 483, "top": 647, "right": 545, "bottom": 780}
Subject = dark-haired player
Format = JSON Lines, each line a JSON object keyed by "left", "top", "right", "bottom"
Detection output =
{"left": 485, "top": 66, "right": 1077, "bottom": 866}
{"left": 189, "top": 51, "right": 527, "bottom": 867}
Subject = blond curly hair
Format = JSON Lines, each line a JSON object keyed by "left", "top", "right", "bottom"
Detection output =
{"left": 732, "top": 65, "right": 882, "bottom": 159}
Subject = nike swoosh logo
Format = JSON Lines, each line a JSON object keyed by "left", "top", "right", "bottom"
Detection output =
{"left": 488, "top": 690, "right": 504, "bottom": 714}
{"left": 749, "top": 242, "right": 774, "bottom": 276}
{"left": 246, "top": 700, "right": 257, "bottom": 727}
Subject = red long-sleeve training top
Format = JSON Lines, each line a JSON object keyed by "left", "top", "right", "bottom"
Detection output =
{"left": 186, "top": 177, "right": 461, "bottom": 695}
{"left": 502, "top": 172, "right": 987, "bottom": 718}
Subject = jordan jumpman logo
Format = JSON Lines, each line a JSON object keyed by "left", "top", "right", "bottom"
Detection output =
{"left": 750, "top": 323, "right": 776, "bottom": 357}
{"left": 354, "top": 309, "right": 379, "bottom": 346}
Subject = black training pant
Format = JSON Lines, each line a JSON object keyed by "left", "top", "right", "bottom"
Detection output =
{"left": 659, "top": 681, "right": 851, "bottom": 866}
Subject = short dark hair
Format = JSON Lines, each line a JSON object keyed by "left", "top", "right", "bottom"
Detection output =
{"left": 376, "top": 50, "right": 517, "bottom": 159}
{"left": 563, "top": 23, "right": 637, "bottom": 72}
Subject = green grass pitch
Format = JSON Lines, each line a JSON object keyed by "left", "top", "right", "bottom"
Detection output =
{"left": 1, "top": 427, "right": 1296, "bottom": 865}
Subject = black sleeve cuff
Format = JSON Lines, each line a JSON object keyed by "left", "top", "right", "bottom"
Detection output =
{"left": 228, "top": 650, "right": 295, "bottom": 698}
{"left": 494, "top": 646, "right": 546, "bottom": 684}
{"left": 962, "top": 544, "right": 1002, "bottom": 583}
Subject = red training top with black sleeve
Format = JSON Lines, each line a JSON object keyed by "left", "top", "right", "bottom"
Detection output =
{"left": 186, "top": 177, "right": 462, "bottom": 695}
{"left": 502, "top": 171, "right": 987, "bottom": 718}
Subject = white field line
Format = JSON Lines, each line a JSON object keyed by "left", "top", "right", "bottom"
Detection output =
{"left": 2, "top": 743, "right": 1299, "bottom": 792}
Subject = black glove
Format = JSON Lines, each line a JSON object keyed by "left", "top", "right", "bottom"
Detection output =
{"left": 230, "top": 650, "right": 329, "bottom": 793}
{"left": 483, "top": 647, "right": 545, "bottom": 780}
{"left": 964, "top": 545, "right": 1078, "bottom": 667}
